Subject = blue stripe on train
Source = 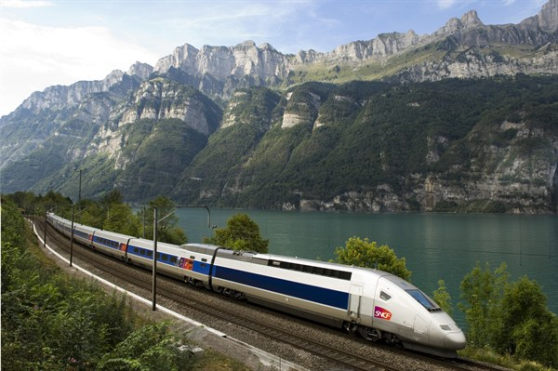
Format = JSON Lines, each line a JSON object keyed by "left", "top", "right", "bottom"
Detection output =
{"left": 214, "top": 266, "right": 349, "bottom": 310}
{"left": 192, "top": 261, "right": 211, "bottom": 275}
{"left": 125, "top": 247, "right": 211, "bottom": 275}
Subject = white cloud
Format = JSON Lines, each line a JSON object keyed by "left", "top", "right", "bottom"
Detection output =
{"left": 437, "top": 0, "right": 457, "bottom": 9}
{"left": 1, "top": 0, "right": 53, "bottom": 8}
{"left": 0, "top": 19, "right": 158, "bottom": 117}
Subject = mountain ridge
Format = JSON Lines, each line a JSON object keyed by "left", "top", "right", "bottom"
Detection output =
{"left": 1, "top": 0, "right": 557, "bottom": 214}
{"left": 3, "top": 0, "right": 556, "bottom": 121}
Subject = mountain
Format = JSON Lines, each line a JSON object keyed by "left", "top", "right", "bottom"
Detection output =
{"left": 1, "top": 0, "right": 557, "bottom": 213}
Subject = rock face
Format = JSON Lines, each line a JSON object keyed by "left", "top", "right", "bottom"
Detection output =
{"left": 111, "top": 78, "right": 219, "bottom": 135}
{"left": 153, "top": 41, "right": 292, "bottom": 86}
{"left": 1, "top": 0, "right": 557, "bottom": 213}
{"left": 521, "top": 0, "right": 558, "bottom": 31}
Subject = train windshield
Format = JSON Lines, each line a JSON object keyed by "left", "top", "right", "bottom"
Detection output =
{"left": 406, "top": 289, "right": 439, "bottom": 310}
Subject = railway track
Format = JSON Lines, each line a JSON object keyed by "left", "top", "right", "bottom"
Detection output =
{"left": 32, "top": 217, "right": 509, "bottom": 371}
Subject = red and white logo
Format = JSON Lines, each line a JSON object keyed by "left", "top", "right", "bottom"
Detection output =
{"left": 374, "top": 306, "right": 392, "bottom": 321}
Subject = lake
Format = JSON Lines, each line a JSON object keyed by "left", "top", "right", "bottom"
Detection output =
{"left": 175, "top": 209, "right": 558, "bottom": 325}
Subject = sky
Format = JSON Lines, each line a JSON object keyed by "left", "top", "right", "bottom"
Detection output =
{"left": 0, "top": 0, "right": 548, "bottom": 117}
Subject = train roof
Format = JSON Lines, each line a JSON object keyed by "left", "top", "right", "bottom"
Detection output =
{"left": 263, "top": 253, "right": 352, "bottom": 271}
{"left": 128, "top": 237, "right": 178, "bottom": 249}
{"left": 180, "top": 243, "right": 395, "bottom": 280}
{"left": 74, "top": 223, "right": 97, "bottom": 232}
{"left": 93, "top": 228, "right": 139, "bottom": 240}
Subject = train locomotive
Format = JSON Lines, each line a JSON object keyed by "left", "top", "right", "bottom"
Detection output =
{"left": 46, "top": 212, "right": 466, "bottom": 358}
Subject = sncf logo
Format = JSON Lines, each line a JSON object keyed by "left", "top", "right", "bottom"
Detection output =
{"left": 374, "top": 306, "right": 392, "bottom": 321}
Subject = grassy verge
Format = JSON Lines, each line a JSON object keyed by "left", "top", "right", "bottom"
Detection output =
{"left": 460, "top": 347, "right": 555, "bottom": 371}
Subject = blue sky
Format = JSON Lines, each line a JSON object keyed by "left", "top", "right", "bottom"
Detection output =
{"left": 0, "top": 0, "right": 548, "bottom": 117}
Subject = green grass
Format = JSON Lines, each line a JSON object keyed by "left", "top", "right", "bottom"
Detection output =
{"left": 459, "top": 347, "right": 556, "bottom": 371}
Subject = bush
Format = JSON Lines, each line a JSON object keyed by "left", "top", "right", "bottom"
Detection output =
{"left": 1, "top": 199, "right": 193, "bottom": 370}
{"left": 97, "top": 323, "right": 193, "bottom": 371}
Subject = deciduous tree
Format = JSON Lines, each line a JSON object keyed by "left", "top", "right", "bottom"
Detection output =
{"left": 139, "top": 196, "right": 188, "bottom": 244}
{"left": 203, "top": 213, "right": 269, "bottom": 253}
{"left": 333, "top": 237, "right": 411, "bottom": 280}
{"left": 433, "top": 279, "right": 453, "bottom": 315}
{"left": 104, "top": 203, "right": 141, "bottom": 237}
{"left": 492, "top": 276, "right": 558, "bottom": 368}
{"left": 459, "top": 262, "right": 506, "bottom": 347}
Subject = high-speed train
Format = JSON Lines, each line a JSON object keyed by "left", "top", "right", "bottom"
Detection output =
{"left": 47, "top": 212, "right": 466, "bottom": 358}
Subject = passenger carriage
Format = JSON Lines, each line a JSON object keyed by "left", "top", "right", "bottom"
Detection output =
{"left": 90, "top": 229, "right": 131, "bottom": 260}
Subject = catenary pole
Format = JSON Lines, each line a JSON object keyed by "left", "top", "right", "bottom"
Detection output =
{"left": 151, "top": 208, "right": 176, "bottom": 311}
{"left": 152, "top": 208, "right": 158, "bottom": 310}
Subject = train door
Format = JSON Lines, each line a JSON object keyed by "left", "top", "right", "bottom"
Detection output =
{"left": 348, "top": 283, "right": 363, "bottom": 321}
{"left": 373, "top": 277, "right": 399, "bottom": 330}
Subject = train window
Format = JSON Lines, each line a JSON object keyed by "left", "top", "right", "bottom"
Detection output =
{"left": 170, "top": 256, "right": 177, "bottom": 264}
{"left": 190, "top": 256, "right": 195, "bottom": 260}
{"left": 380, "top": 291, "right": 392, "bottom": 301}
{"left": 406, "top": 289, "right": 438, "bottom": 310}
{"left": 202, "top": 258, "right": 207, "bottom": 262}
{"left": 440, "top": 325, "right": 451, "bottom": 331}
{"left": 147, "top": 251, "right": 153, "bottom": 258}
{"left": 265, "top": 260, "right": 351, "bottom": 280}
{"left": 140, "top": 249, "right": 145, "bottom": 256}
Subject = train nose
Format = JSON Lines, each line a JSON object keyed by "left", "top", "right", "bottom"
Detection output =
{"left": 444, "top": 329, "right": 466, "bottom": 350}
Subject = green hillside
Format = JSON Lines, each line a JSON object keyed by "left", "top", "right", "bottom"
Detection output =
{"left": 172, "top": 76, "right": 558, "bottom": 212}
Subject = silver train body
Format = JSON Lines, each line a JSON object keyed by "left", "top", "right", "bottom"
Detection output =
{"left": 47, "top": 212, "right": 466, "bottom": 357}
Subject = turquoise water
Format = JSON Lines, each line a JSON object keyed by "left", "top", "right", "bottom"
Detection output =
{"left": 175, "top": 209, "right": 558, "bottom": 324}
